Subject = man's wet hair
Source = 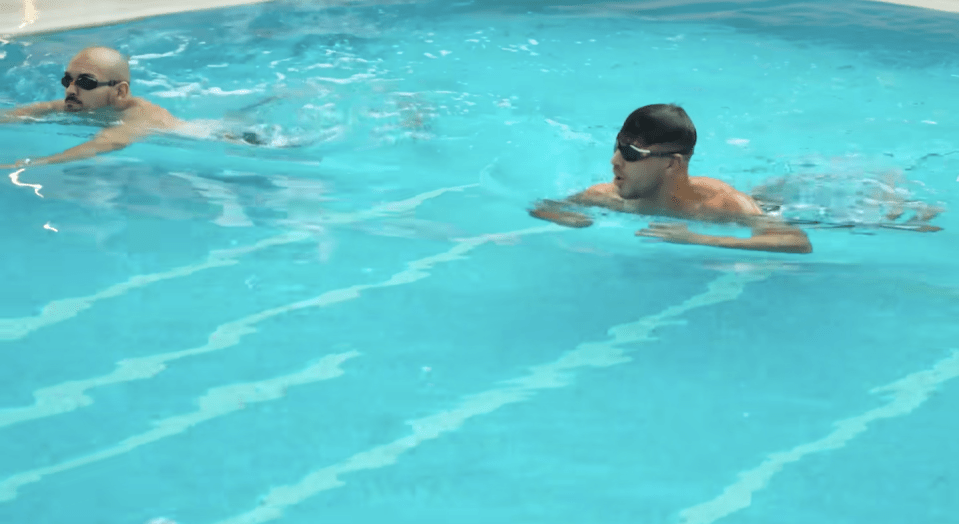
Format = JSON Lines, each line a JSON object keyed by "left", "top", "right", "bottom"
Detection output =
{"left": 619, "top": 104, "right": 697, "bottom": 157}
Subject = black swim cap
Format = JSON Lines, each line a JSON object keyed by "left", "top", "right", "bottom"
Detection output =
{"left": 619, "top": 104, "right": 696, "bottom": 156}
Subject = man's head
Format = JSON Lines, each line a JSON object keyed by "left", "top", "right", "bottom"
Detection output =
{"left": 62, "top": 47, "right": 131, "bottom": 112}
{"left": 611, "top": 104, "right": 697, "bottom": 199}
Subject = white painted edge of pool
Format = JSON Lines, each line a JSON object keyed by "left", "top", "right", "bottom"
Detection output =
{"left": 875, "top": 0, "right": 959, "bottom": 12}
{"left": 1, "top": 0, "right": 958, "bottom": 37}
{"left": 0, "top": 0, "right": 275, "bottom": 36}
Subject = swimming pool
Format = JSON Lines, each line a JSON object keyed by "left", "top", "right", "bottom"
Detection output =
{"left": 1, "top": 1, "right": 958, "bottom": 523}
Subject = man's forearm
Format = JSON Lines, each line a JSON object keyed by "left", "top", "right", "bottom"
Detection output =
{"left": 692, "top": 231, "right": 812, "bottom": 254}
{"left": 25, "top": 137, "right": 128, "bottom": 167}
{"left": 529, "top": 208, "right": 593, "bottom": 228}
{"left": 2, "top": 101, "right": 63, "bottom": 122}
{"left": 0, "top": 109, "right": 20, "bottom": 124}
{"left": 529, "top": 199, "right": 594, "bottom": 228}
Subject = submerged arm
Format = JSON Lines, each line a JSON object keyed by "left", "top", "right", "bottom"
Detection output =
{"left": 635, "top": 190, "right": 813, "bottom": 254}
{"left": 3, "top": 123, "right": 143, "bottom": 169}
{"left": 637, "top": 219, "right": 813, "bottom": 254}
{"left": 0, "top": 101, "right": 65, "bottom": 122}
{"left": 529, "top": 198, "right": 594, "bottom": 228}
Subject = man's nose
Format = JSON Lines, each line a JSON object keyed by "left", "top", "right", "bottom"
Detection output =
{"left": 611, "top": 150, "right": 622, "bottom": 166}
{"left": 64, "top": 80, "right": 79, "bottom": 95}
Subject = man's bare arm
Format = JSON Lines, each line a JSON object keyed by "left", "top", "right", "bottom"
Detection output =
{"left": 529, "top": 196, "right": 594, "bottom": 228}
{"left": 650, "top": 190, "right": 813, "bottom": 254}
{"left": 2, "top": 123, "right": 141, "bottom": 168}
{"left": 0, "top": 101, "right": 65, "bottom": 122}
{"left": 528, "top": 184, "right": 619, "bottom": 228}
{"left": 636, "top": 219, "right": 813, "bottom": 254}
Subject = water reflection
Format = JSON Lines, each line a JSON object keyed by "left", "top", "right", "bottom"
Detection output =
{"left": 10, "top": 158, "right": 324, "bottom": 244}
{"left": 10, "top": 148, "right": 463, "bottom": 264}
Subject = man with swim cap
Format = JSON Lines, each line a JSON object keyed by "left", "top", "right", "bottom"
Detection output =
{"left": 1, "top": 46, "right": 181, "bottom": 168}
{"left": 530, "top": 103, "right": 814, "bottom": 254}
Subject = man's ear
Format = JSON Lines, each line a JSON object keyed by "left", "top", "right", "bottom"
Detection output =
{"left": 115, "top": 81, "right": 130, "bottom": 99}
{"left": 666, "top": 153, "right": 683, "bottom": 170}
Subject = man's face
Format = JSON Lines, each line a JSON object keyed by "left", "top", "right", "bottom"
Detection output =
{"left": 610, "top": 138, "right": 671, "bottom": 200}
{"left": 62, "top": 53, "right": 116, "bottom": 112}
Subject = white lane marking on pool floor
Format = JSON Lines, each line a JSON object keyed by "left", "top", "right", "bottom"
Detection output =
{"left": 0, "top": 351, "right": 359, "bottom": 502}
{"left": 208, "top": 269, "right": 775, "bottom": 524}
{"left": 677, "top": 348, "right": 959, "bottom": 524}
{"left": 0, "top": 223, "right": 559, "bottom": 431}
{"left": 0, "top": 183, "right": 477, "bottom": 342}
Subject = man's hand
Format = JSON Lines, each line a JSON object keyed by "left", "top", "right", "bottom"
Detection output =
{"left": 1, "top": 160, "right": 26, "bottom": 169}
{"left": 635, "top": 223, "right": 699, "bottom": 244}
{"left": 2, "top": 159, "right": 34, "bottom": 170}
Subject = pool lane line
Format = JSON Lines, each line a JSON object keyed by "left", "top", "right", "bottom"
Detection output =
{"left": 0, "top": 222, "right": 559, "bottom": 431}
{"left": 0, "top": 351, "right": 359, "bottom": 502}
{"left": 207, "top": 268, "right": 776, "bottom": 524}
{"left": 0, "top": 183, "right": 478, "bottom": 342}
{"left": 0, "top": 231, "right": 301, "bottom": 341}
{"left": 677, "top": 348, "right": 959, "bottom": 524}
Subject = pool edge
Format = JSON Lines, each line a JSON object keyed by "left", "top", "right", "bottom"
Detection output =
{"left": 1, "top": 0, "right": 958, "bottom": 38}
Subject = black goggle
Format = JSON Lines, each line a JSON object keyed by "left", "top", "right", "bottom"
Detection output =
{"left": 615, "top": 141, "right": 686, "bottom": 162}
{"left": 61, "top": 73, "right": 121, "bottom": 91}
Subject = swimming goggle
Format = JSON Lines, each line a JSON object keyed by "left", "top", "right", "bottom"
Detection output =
{"left": 61, "top": 73, "right": 121, "bottom": 90}
{"left": 615, "top": 141, "right": 686, "bottom": 162}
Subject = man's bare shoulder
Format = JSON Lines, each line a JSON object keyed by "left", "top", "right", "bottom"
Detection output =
{"left": 691, "top": 176, "right": 763, "bottom": 217}
{"left": 581, "top": 182, "right": 617, "bottom": 196}
{"left": 571, "top": 182, "right": 625, "bottom": 209}
{"left": 575, "top": 182, "right": 623, "bottom": 203}
{"left": 124, "top": 97, "right": 181, "bottom": 129}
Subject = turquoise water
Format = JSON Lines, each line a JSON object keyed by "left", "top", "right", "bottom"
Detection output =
{"left": 1, "top": 1, "right": 958, "bottom": 523}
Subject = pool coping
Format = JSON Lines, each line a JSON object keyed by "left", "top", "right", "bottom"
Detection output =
{"left": 873, "top": 0, "right": 959, "bottom": 11}
{"left": 1, "top": 0, "right": 958, "bottom": 37}
{"left": 0, "top": 0, "right": 274, "bottom": 37}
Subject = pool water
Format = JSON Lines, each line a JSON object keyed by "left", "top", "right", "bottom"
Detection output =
{"left": 1, "top": 1, "right": 958, "bottom": 523}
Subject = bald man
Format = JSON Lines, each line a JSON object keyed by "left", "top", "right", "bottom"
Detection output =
{"left": 1, "top": 46, "right": 182, "bottom": 168}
